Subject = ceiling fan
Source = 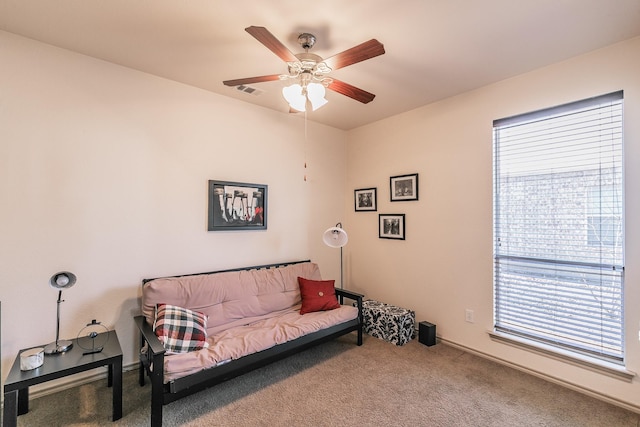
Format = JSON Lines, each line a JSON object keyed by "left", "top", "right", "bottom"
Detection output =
{"left": 223, "top": 26, "right": 385, "bottom": 109}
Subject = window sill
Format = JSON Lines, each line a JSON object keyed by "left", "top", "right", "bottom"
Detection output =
{"left": 488, "top": 330, "right": 635, "bottom": 382}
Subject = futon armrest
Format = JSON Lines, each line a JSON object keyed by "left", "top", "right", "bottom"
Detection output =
{"left": 335, "top": 288, "right": 364, "bottom": 318}
{"left": 335, "top": 288, "right": 364, "bottom": 302}
{"left": 134, "top": 315, "right": 166, "bottom": 356}
{"left": 335, "top": 288, "right": 364, "bottom": 345}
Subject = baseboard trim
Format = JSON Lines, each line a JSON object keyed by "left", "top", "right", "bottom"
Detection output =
{"left": 440, "top": 337, "right": 640, "bottom": 414}
{"left": 488, "top": 331, "right": 634, "bottom": 382}
{"left": 1, "top": 361, "right": 140, "bottom": 405}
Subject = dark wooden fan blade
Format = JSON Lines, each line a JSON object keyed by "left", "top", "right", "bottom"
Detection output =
{"left": 223, "top": 74, "right": 281, "bottom": 86}
{"left": 245, "top": 26, "right": 298, "bottom": 63}
{"left": 327, "top": 79, "right": 376, "bottom": 104}
{"left": 324, "top": 39, "right": 385, "bottom": 71}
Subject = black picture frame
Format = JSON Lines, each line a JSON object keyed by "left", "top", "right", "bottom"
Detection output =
{"left": 354, "top": 188, "right": 377, "bottom": 212}
{"left": 390, "top": 173, "right": 419, "bottom": 201}
{"left": 208, "top": 180, "right": 267, "bottom": 231}
{"left": 379, "top": 214, "right": 405, "bottom": 240}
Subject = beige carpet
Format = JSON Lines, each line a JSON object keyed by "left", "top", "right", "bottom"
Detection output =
{"left": 11, "top": 333, "right": 640, "bottom": 426}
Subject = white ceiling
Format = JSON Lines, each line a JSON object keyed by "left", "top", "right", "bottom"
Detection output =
{"left": 1, "top": 0, "right": 639, "bottom": 130}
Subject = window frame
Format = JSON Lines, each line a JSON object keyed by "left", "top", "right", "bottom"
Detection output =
{"left": 492, "top": 91, "right": 625, "bottom": 367}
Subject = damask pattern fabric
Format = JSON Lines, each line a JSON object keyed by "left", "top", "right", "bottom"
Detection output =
{"left": 360, "top": 300, "right": 415, "bottom": 346}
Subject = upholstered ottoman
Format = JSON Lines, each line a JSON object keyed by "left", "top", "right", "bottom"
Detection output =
{"left": 360, "top": 300, "right": 415, "bottom": 346}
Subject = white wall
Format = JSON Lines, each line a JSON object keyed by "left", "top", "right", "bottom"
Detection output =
{"left": 345, "top": 36, "right": 640, "bottom": 410}
{"left": 0, "top": 31, "right": 347, "bottom": 388}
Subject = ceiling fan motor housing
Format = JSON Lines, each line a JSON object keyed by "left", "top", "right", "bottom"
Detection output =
{"left": 298, "top": 33, "right": 316, "bottom": 50}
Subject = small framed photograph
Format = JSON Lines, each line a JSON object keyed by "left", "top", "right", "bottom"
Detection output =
{"left": 354, "top": 188, "right": 377, "bottom": 212}
{"left": 208, "top": 180, "right": 267, "bottom": 231}
{"left": 390, "top": 173, "right": 418, "bottom": 201}
{"left": 379, "top": 214, "right": 405, "bottom": 240}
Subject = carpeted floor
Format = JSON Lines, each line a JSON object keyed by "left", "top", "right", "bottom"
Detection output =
{"left": 10, "top": 333, "right": 640, "bottom": 426}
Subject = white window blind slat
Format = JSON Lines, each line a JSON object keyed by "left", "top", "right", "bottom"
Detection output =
{"left": 493, "top": 91, "right": 624, "bottom": 363}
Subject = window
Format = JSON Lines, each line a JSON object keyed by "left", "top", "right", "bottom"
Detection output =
{"left": 587, "top": 186, "right": 621, "bottom": 247}
{"left": 493, "top": 91, "right": 624, "bottom": 364}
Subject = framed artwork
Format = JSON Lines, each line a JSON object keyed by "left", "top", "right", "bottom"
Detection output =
{"left": 208, "top": 180, "right": 267, "bottom": 231}
{"left": 354, "top": 188, "right": 377, "bottom": 212}
{"left": 390, "top": 173, "right": 419, "bottom": 201}
{"left": 379, "top": 214, "right": 405, "bottom": 240}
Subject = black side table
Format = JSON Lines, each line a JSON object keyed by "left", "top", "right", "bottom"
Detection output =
{"left": 3, "top": 330, "right": 122, "bottom": 427}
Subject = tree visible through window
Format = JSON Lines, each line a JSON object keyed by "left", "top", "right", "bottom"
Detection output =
{"left": 493, "top": 91, "right": 624, "bottom": 363}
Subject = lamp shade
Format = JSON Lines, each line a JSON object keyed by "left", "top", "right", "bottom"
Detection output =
{"left": 282, "top": 84, "right": 306, "bottom": 112}
{"left": 322, "top": 226, "right": 348, "bottom": 248}
{"left": 306, "top": 83, "right": 328, "bottom": 111}
{"left": 282, "top": 82, "right": 329, "bottom": 112}
{"left": 49, "top": 271, "right": 77, "bottom": 290}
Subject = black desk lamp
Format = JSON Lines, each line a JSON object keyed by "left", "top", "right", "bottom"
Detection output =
{"left": 44, "top": 271, "right": 77, "bottom": 354}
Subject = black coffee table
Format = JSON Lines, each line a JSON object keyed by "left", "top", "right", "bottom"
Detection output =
{"left": 3, "top": 330, "right": 122, "bottom": 427}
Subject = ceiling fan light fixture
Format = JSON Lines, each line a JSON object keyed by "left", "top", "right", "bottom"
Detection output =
{"left": 307, "top": 82, "right": 328, "bottom": 111}
{"left": 282, "top": 81, "right": 328, "bottom": 112}
{"left": 282, "top": 83, "right": 306, "bottom": 112}
{"left": 224, "top": 27, "right": 384, "bottom": 109}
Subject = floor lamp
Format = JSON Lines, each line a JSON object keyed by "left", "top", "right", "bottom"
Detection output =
{"left": 322, "top": 223, "right": 348, "bottom": 289}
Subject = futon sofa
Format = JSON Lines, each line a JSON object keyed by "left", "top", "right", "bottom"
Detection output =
{"left": 134, "top": 260, "right": 364, "bottom": 427}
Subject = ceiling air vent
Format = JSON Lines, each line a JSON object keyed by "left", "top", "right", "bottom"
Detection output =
{"left": 236, "top": 85, "right": 264, "bottom": 96}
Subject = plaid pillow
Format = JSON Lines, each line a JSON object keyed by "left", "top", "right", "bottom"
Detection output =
{"left": 153, "top": 304, "right": 209, "bottom": 353}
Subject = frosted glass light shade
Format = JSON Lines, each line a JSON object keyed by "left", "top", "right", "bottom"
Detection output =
{"left": 306, "top": 83, "right": 328, "bottom": 111}
{"left": 282, "top": 82, "right": 328, "bottom": 112}
{"left": 282, "top": 84, "right": 306, "bottom": 112}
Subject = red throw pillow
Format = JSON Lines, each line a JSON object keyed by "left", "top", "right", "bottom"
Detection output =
{"left": 298, "top": 277, "right": 341, "bottom": 314}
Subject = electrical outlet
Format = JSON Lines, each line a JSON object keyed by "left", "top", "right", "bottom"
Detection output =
{"left": 465, "top": 309, "right": 475, "bottom": 323}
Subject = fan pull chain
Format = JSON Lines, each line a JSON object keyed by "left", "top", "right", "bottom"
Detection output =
{"left": 304, "top": 109, "right": 308, "bottom": 181}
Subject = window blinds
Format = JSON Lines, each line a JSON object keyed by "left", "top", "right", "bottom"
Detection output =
{"left": 493, "top": 91, "right": 624, "bottom": 363}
